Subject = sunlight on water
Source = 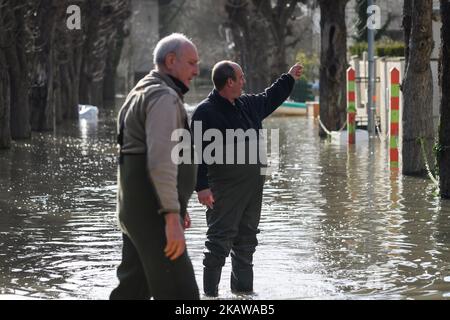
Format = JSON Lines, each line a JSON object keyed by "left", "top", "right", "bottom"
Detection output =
{"left": 0, "top": 108, "right": 449, "bottom": 300}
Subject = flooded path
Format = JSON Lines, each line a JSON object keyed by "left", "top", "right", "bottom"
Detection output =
{"left": 0, "top": 108, "right": 449, "bottom": 299}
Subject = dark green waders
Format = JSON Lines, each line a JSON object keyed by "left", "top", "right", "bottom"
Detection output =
{"left": 203, "top": 164, "right": 265, "bottom": 296}
{"left": 110, "top": 154, "right": 199, "bottom": 300}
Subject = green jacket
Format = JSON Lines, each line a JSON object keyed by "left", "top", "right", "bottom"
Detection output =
{"left": 117, "top": 70, "right": 191, "bottom": 214}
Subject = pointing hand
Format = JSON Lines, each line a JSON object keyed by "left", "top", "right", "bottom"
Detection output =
{"left": 288, "top": 63, "right": 304, "bottom": 81}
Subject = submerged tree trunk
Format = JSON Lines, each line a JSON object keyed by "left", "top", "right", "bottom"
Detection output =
{"left": 0, "top": 48, "right": 10, "bottom": 149}
{"left": 103, "top": 48, "right": 117, "bottom": 104}
{"left": 439, "top": 0, "right": 450, "bottom": 197}
{"left": 402, "top": 0, "right": 434, "bottom": 175}
{"left": 65, "top": 0, "right": 88, "bottom": 121}
{"left": 103, "top": 15, "right": 128, "bottom": 104}
{"left": 0, "top": 0, "right": 130, "bottom": 144}
{"left": 80, "top": 0, "right": 129, "bottom": 107}
{"left": 28, "top": 0, "right": 57, "bottom": 131}
{"left": 0, "top": 2, "right": 11, "bottom": 148}
{"left": 318, "top": 0, "right": 349, "bottom": 137}
{"left": 0, "top": 65, "right": 10, "bottom": 148}
{"left": 70, "top": 45, "right": 84, "bottom": 118}
{"left": 53, "top": 1, "right": 77, "bottom": 125}
{"left": 79, "top": 1, "right": 101, "bottom": 105}
{"left": 6, "top": 4, "right": 30, "bottom": 139}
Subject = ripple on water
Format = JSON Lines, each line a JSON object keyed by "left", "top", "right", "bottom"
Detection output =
{"left": 0, "top": 115, "right": 449, "bottom": 299}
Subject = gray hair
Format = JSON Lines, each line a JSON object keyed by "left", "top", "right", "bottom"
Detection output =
{"left": 153, "top": 33, "right": 194, "bottom": 67}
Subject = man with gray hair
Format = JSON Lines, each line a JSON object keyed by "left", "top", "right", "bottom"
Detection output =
{"left": 110, "top": 33, "right": 200, "bottom": 300}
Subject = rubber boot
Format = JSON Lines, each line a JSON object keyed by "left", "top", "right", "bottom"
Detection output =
{"left": 203, "top": 267, "right": 222, "bottom": 297}
{"left": 230, "top": 267, "right": 254, "bottom": 294}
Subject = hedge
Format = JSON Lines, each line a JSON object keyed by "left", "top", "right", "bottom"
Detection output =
{"left": 349, "top": 41, "right": 405, "bottom": 57}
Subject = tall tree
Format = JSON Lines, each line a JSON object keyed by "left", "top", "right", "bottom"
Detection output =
{"left": 79, "top": 0, "right": 129, "bottom": 108}
{"left": 0, "top": 0, "right": 131, "bottom": 148}
{"left": 403, "top": 0, "right": 413, "bottom": 66}
{"left": 79, "top": 1, "right": 107, "bottom": 107}
{"left": 4, "top": 2, "right": 31, "bottom": 139}
{"left": 225, "top": 0, "right": 271, "bottom": 93}
{"left": 438, "top": 0, "right": 450, "bottom": 197}
{"left": 27, "top": 0, "right": 89, "bottom": 130}
{"left": 318, "top": 0, "right": 349, "bottom": 137}
{"left": 28, "top": 0, "right": 59, "bottom": 131}
{"left": 103, "top": 21, "right": 129, "bottom": 103}
{"left": 224, "top": 0, "right": 312, "bottom": 91}
{"left": 402, "top": 0, "right": 434, "bottom": 175}
{"left": 0, "top": 0, "right": 11, "bottom": 148}
{"left": 253, "top": 0, "right": 301, "bottom": 81}
{"left": 159, "top": 0, "right": 185, "bottom": 37}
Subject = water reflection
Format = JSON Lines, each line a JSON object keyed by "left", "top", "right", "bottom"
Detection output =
{"left": 0, "top": 111, "right": 119, "bottom": 299}
{"left": 0, "top": 111, "right": 449, "bottom": 300}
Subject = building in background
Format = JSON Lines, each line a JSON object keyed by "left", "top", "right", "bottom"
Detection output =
{"left": 348, "top": 0, "right": 442, "bottom": 134}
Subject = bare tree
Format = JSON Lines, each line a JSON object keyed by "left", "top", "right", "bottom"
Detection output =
{"left": 402, "top": 0, "right": 434, "bottom": 175}
{"left": 318, "top": 0, "right": 349, "bottom": 137}
{"left": 2, "top": 1, "right": 31, "bottom": 139}
{"left": 79, "top": 0, "right": 130, "bottom": 108}
{"left": 103, "top": 16, "right": 129, "bottom": 103}
{"left": 223, "top": 0, "right": 310, "bottom": 92}
{"left": 225, "top": 0, "right": 271, "bottom": 92}
{"left": 438, "top": 0, "right": 450, "bottom": 197}
{"left": 252, "top": 0, "right": 302, "bottom": 81}
{"left": 159, "top": 0, "right": 308, "bottom": 93}
{"left": 0, "top": 0, "right": 11, "bottom": 148}
{"left": 27, "top": 0, "right": 60, "bottom": 131}
{"left": 0, "top": 0, "right": 131, "bottom": 148}
{"left": 159, "top": 0, "right": 186, "bottom": 37}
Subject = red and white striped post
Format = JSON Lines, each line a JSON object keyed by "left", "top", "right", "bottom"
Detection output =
{"left": 347, "top": 67, "right": 356, "bottom": 145}
{"left": 390, "top": 68, "right": 400, "bottom": 170}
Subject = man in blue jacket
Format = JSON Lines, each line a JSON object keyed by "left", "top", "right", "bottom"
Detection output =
{"left": 192, "top": 60, "right": 303, "bottom": 297}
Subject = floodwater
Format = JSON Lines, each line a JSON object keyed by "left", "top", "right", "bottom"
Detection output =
{"left": 0, "top": 105, "right": 449, "bottom": 300}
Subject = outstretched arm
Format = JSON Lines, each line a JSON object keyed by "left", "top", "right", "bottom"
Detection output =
{"left": 246, "top": 63, "right": 304, "bottom": 120}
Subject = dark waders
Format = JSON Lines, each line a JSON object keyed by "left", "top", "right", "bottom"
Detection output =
{"left": 110, "top": 154, "right": 199, "bottom": 300}
{"left": 203, "top": 164, "right": 265, "bottom": 296}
